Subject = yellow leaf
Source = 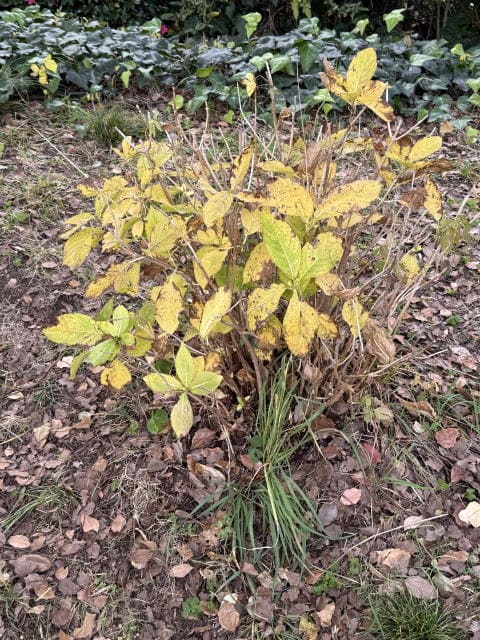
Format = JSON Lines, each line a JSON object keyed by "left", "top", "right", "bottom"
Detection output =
{"left": 255, "top": 315, "right": 283, "bottom": 357}
{"left": 399, "top": 253, "right": 420, "bottom": 283}
{"left": 171, "top": 393, "right": 194, "bottom": 438}
{"left": 267, "top": 178, "right": 315, "bottom": 219}
{"left": 193, "top": 246, "right": 229, "bottom": 289}
{"left": 113, "top": 261, "right": 141, "bottom": 296}
{"left": 298, "top": 232, "right": 343, "bottom": 282}
{"left": 316, "top": 272, "right": 343, "bottom": 295}
{"left": 357, "top": 80, "right": 394, "bottom": 122}
{"left": 203, "top": 191, "right": 234, "bottom": 227}
{"left": 247, "top": 283, "right": 286, "bottom": 331}
{"left": 240, "top": 207, "right": 262, "bottom": 235}
{"left": 199, "top": 288, "right": 232, "bottom": 339}
{"left": 243, "top": 242, "right": 273, "bottom": 284}
{"left": 241, "top": 72, "right": 256, "bottom": 97}
{"left": 315, "top": 180, "right": 381, "bottom": 220}
{"left": 43, "top": 54, "right": 57, "bottom": 73}
{"left": 257, "top": 160, "right": 295, "bottom": 175}
{"left": 155, "top": 277, "right": 184, "bottom": 335}
{"left": 100, "top": 359, "right": 131, "bottom": 390}
{"left": 230, "top": 144, "right": 255, "bottom": 190}
{"left": 317, "top": 313, "right": 338, "bottom": 339}
{"left": 342, "top": 299, "right": 369, "bottom": 337}
{"left": 283, "top": 291, "right": 319, "bottom": 357}
{"left": 408, "top": 136, "right": 442, "bottom": 163}
{"left": 145, "top": 211, "right": 186, "bottom": 258}
{"left": 43, "top": 313, "right": 102, "bottom": 346}
{"left": 346, "top": 47, "right": 377, "bottom": 94}
{"left": 424, "top": 178, "right": 442, "bottom": 220}
{"left": 63, "top": 228, "right": 102, "bottom": 268}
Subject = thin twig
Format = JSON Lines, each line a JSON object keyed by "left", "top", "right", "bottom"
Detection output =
{"left": 31, "top": 127, "right": 89, "bottom": 178}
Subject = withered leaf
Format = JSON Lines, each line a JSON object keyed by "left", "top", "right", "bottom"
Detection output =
{"left": 168, "top": 563, "right": 193, "bottom": 578}
{"left": 218, "top": 601, "right": 240, "bottom": 632}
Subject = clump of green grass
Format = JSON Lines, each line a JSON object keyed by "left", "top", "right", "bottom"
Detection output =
{"left": 193, "top": 358, "right": 326, "bottom": 570}
{"left": 86, "top": 106, "right": 147, "bottom": 146}
{"left": 1, "top": 484, "right": 76, "bottom": 533}
{"left": 368, "top": 592, "right": 467, "bottom": 640}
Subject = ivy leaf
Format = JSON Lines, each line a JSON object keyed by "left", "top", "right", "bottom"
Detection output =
{"left": 43, "top": 314, "right": 102, "bottom": 346}
{"left": 171, "top": 393, "right": 193, "bottom": 438}
{"left": 199, "top": 288, "right": 232, "bottom": 340}
{"left": 100, "top": 359, "right": 131, "bottom": 389}
{"left": 261, "top": 211, "right": 301, "bottom": 280}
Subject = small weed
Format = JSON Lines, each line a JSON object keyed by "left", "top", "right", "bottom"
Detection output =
{"left": 446, "top": 315, "right": 462, "bottom": 326}
{"left": 181, "top": 596, "right": 203, "bottom": 620}
{"left": 86, "top": 106, "right": 147, "bottom": 146}
{"left": 0, "top": 583, "right": 26, "bottom": 624}
{"left": 33, "top": 378, "right": 60, "bottom": 408}
{"left": 312, "top": 569, "right": 342, "bottom": 595}
{"left": 21, "top": 176, "right": 64, "bottom": 222}
{"left": 368, "top": 591, "right": 467, "bottom": 640}
{"left": 1, "top": 484, "right": 76, "bottom": 533}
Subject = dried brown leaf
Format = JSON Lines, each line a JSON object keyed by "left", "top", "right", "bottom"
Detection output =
{"left": 8, "top": 535, "right": 30, "bottom": 549}
{"left": 434, "top": 428, "right": 460, "bottom": 449}
{"left": 168, "top": 563, "right": 193, "bottom": 578}
{"left": 405, "top": 576, "right": 437, "bottom": 600}
{"left": 218, "top": 601, "right": 240, "bottom": 632}
{"left": 340, "top": 487, "right": 362, "bottom": 506}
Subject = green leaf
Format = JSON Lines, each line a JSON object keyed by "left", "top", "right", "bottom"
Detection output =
{"left": 143, "top": 373, "right": 184, "bottom": 394}
{"left": 383, "top": 8, "right": 405, "bottom": 32}
{"left": 111, "top": 304, "right": 131, "bottom": 337}
{"left": 43, "top": 313, "right": 102, "bottom": 346}
{"left": 297, "top": 40, "right": 316, "bottom": 73}
{"left": 175, "top": 343, "right": 195, "bottom": 388}
{"left": 147, "top": 409, "right": 169, "bottom": 434}
{"left": 241, "top": 12, "right": 261, "bottom": 39}
{"left": 261, "top": 211, "right": 301, "bottom": 281}
{"left": 171, "top": 393, "right": 193, "bottom": 438}
{"left": 189, "top": 371, "right": 222, "bottom": 396}
{"left": 69, "top": 351, "right": 87, "bottom": 379}
{"left": 85, "top": 339, "right": 119, "bottom": 366}
{"left": 63, "top": 228, "right": 102, "bottom": 268}
{"left": 297, "top": 233, "right": 343, "bottom": 285}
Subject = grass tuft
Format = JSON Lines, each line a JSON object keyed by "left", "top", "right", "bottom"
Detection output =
{"left": 368, "top": 591, "right": 467, "bottom": 640}
{"left": 86, "top": 106, "right": 147, "bottom": 146}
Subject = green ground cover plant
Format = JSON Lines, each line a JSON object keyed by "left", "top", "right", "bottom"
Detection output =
{"left": 1, "top": 7, "right": 479, "bottom": 126}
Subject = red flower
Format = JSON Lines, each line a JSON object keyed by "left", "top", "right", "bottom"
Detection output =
{"left": 25, "top": 0, "right": 36, "bottom": 4}
{"left": 160, "top": 24, "right": 168, "bottom": 35}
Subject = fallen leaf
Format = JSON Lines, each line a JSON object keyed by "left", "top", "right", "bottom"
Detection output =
{"left": 72, "top": 612, "right": 97, "bottom": 638}
{"left": 14, "top": 554, "right": 51, "bottom": 577}
{"left": 168, "top": 563, "right": 193, "bottom": 578}
{"left": 362, "top": 443, "right": 382, "bottom": 464}
{"left": 218, "top": 601, "right": 240, "bottom": 632}
{"left": 340, "top": 487, "right": 362, "bottom": 506}
{"left": 377, "top": 548, "right": 411, "bottom": 573}
{"left": 240, "top": 562, "right": 259, "bottom": 577}
{"left": 130, "top": 538, "right": 157, "bottom": 569}
{"left": 110, "top": 514, "right": 126, "bottom": 533}
{"left": 8, "top": 535, "right": 30, "bottom": 549}
{"left": 79, "top": 513, "right": 100, "bottom": 533}
{"left": 317, "top": 602, "right": 335, "bottom": 627}
{"left": 33, "top": 423, "right": 50, "bottom": 448}
{"left": 434, "top": 427, "right": 460, "bottom": 449}
{"left": 399, "top": 399, "right": 436, "bottom": 419}
{"left": 190, "top": 428, "right": 216, "bottom": 449}
{"left": 33, "top": 582, "right": 55, "bottom": 600}
{"left": 55, "top": 567, "right": 69, "bottom": 580}
{"left": 437, "top": 550, "right": 469, "bottom": 565}
{"left": 458, "top": 501, "right": 480, "bottom": 528}
{"left": 405, "top": 576, "right": 437, "bottom": 600}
